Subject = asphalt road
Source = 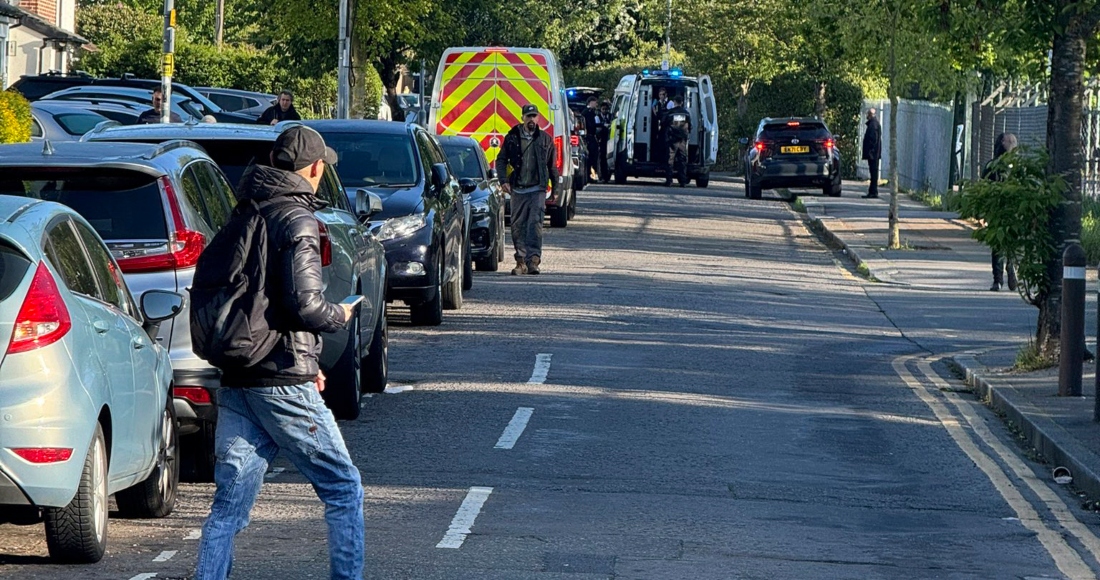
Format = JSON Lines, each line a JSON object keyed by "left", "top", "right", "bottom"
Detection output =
{"left": 4, "top": 179, "right": 1100, "bottom": 579}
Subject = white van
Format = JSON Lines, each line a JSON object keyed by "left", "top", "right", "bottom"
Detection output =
{"left": 607, "top": 68, "right": 718, "bottom": 187}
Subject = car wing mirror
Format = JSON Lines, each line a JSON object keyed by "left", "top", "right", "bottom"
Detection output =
{"left": 739, "top": 137, "right": 749, "bottom": 146}
{"left": 140, "top": 289, "right": 186, "bottom": 339}
{"left": 458, "top": 178, "right": 478, "bottom": 194}
{"left": 487, "top": 167, "right": 498, "bottom": 180}
{"left": 429, "top": 163, "right": 449, "bottom": 197}
{"left": 355, "top": 189, "right": 383, "bottom": 219}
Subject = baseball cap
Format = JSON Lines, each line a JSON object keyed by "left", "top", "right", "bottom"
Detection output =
{"left": 272, "top": 126, "right": 339, "bottom": 171}
{"left": 521, "top": 104, "right": 539, "bottom": 118}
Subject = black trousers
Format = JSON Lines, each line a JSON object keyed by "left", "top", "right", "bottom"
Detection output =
{"left": 595, "top": 138, "right": 609, "bottom": 181}
{"left": 867, "top": 159, "right": 880, "bottom": 196}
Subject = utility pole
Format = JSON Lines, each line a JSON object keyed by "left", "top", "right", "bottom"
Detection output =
{"left": 215, "top": 0, "right": 224, "bottom": 48}
{"left": 161, "top": 0, "right": 175, "bottom": 124}
{"left": 662, "top": 0, "right": 672, "bottom": 70}
{"left": 336, "top": 0, "right": 350, "bottom": 119}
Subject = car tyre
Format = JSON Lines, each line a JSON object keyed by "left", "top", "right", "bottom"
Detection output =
{"left": 696, "top": 174, "right": 710, "bottom": 188}
{"left": 567, "top": 190, "right": 577, "bottom": 220}
{"left": 748, "top": 178, "right": 763, "bottom": 200}
{"left": 324, "top": 310, "right": 362, "bottom": 420}
{"left": 462, "top": 239, "right": 474, "bottom": 291}
{"left": 44, "top": 423, "right": 108, "bottom": 563}
{"left": 116, "top": 397, "right": 179, "bottom": 519}
{"left": 181, "top": 420, "right": 215, "bottom": 483}
{"left": 442, "top": 245, "right": 464, "bottom": 310}
{"left": 410, "top": 255, "right": 444, "bottom": 326}
{"left": 361, "top": 304, "right": 388, "bottom": 393}
{"left": 825, "top": 181, "right": 842, "bottom": 197}
{"left": 549, "top": 203, "right": 568, "bottom": 228}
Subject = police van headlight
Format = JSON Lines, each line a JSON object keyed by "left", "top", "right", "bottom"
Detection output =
{"left": 377, "top": 214, "right": 427, "bottom": 241}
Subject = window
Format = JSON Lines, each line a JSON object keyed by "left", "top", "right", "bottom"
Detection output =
{"left": 441, "top": 144, "right": 484, "bottom": 180}
{"left": 193, "top": 162, "right": 232, "bottom": 230}
{"left": 54, "top": 112, "right": 108, "bottom": 136}
{"left": 319, "top": 166, "right": 351, "bottom": 212}
{"left": 30, "top": 117, "right": 44, "bottom": 138}
{"left": 44, "top": 220, "right": 100, "bottom": 300}
{"left": 0, "top": 244, "right": 32, "bottom": 302}
{"left": 414, "top": 133, "right": 435, "bottom": 183}
{"left": 73, "top": 220, "right": 133, "bottom": 316}
{"left": 179, "top": 166, "right": 217, "bottom": 237}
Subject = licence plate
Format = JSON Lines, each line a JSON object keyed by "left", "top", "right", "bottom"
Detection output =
{"left": 781, "top": 145, "right": 810, "bottom": 154}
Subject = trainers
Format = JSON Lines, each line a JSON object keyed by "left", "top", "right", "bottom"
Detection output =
{"left": 511, "top": 260, "right": 527, "bottom": 276}
{"left": 527, "top": 256, "right": 541, "bottom": 275}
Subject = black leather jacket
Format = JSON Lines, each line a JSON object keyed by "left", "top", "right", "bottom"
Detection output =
{"left": 496, "top": 124, "right": 560, "bottom": 196}
{"left": 219, "top": 164, "right": 347, "bottom": 388}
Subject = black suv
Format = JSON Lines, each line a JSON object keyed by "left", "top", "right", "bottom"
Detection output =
{"left": 10, "top": 73, "right": 253, "bottom": 123}
{"left": 741, "top": 117, "right": 842, "bottom": 199}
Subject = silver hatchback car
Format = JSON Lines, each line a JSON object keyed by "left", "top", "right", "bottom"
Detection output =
{"left": 0, "top": 195, "right": 184, "bottom": 563}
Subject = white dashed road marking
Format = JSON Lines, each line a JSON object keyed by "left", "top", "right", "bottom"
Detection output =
{"left": 384, "top": 385, "right": 414, "bottom": 394}
{"left": 152, "top": 550, "right": 177, "bottom": 562}
{"left": 128, "top": 574, "right": 157, "bottom": 580}
{"left": 184, "top": 529, "right": 202, "bottom": 540}
{"left": 494, "top": 407, "right": 534, "bottom": 449}
{"left": 436, "top": 486, "right": 493, "bottom": 549}
{"left": 527, "top": 353, "right": 552, "bottom": 384}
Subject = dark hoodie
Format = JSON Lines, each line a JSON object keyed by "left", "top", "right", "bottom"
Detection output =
{"left": 219, "top": 164, "right": 346, "bottom": 388}
{"left": 257, "top": 104, "right": 302, "bottom": 125}
{"left": 982, "top": 132, "right": 1018, "bottom": 181}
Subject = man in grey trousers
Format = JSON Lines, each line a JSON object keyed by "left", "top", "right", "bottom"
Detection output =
{"left": 496, "top": 103, "right": 560, "bottom": 275}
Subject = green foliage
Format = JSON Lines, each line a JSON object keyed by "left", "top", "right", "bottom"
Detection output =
{"left": 284, "top": 74, "right": 338, "bottom": 120}
{"left": 1081, "top": 196, "right": 1100, "bottom": 266}
{"left": 1014, "top": 339, "right": 1056, "bottom": 371}
{"left": 958, "top": 149, "right": 1065, "bottom": 305}
{"left": 76, "top": 3, "right": 161, "bottom": 47}
{"left": 0, "top": 90, "right": 32, "bottom": 144}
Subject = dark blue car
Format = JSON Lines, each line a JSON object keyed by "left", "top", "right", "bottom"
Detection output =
{"left": 437, "top": 135, "right": 506, "bottom": 272}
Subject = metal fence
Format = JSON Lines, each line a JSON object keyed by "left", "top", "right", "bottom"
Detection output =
{"left": 857, "top": 99, "right": 955, "bottom": 194}
{"left": 969, "top": 103, "right": 1047, "bottom": 180}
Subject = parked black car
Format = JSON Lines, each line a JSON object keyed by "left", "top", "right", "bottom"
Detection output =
{"left": 11, "top": 73, "right": 254, "bottom": 123}
{"left": 437, "top": 135, "right": 506, "bottom": 272}
{"left": 741, "top": 117, "right": 842, "bottom": 199}
{"left": 303, "top": 120, "right": 468, "bottom": 326}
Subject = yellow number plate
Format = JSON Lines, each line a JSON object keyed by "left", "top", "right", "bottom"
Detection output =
{"left": 780, "top": 145, "right": 810, "bottom": 154}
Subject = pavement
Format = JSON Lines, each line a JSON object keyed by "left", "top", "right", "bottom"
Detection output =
{"left": 791, "top": 177, "right": 1100, "bottom": 504}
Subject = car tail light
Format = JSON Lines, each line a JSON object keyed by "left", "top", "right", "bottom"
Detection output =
{"left": 824, "top": 138, "right": 835, "bottom": 151}
{"left": 554, "top": 135, "right": 564, "bottom": 173}
{"left": 11, "top": 448, "right": 73, "bottom": 463}
{"left": 570, "top": 135, "right": 580, "bottom": 147}
{"left": 787, "top": 121, "right": 800, "bottom": 127}
{"left": 116, "top": 177, "right": 206, "bottom": 273}
{"left": 174, "top": 386, "right": 212, "bottom": 405}
{"left": 317, "top": 220, "right": 332, "bottom": 267}
{"left": 7, "top": 262, "right": 72, "bottom": 355}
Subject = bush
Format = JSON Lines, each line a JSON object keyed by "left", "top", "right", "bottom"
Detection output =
{"left": 282, "top": 74, "right": 337, "bottom": 120}
{"left": 0, "top": 90, "right": 32, "bottom": 144}
{"left": 1082, "top": 196, "right": 1100, "bottom": 266}
{"left": 957, "top": 148, "right": 1065, "bottom": 305}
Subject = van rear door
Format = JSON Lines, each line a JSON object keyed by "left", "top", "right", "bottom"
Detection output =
{"left": 698, "top": 75, "right": 718, "bottom": 167}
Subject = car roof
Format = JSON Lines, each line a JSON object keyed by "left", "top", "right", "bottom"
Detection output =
{"left": 0, "top": 141, "right": 197, "bottom": 175}
{"left": 0, "top": 195, "right": 43, "bottom": 224}
{"left": 31, "top": 100, "right": 114, "bottom": 115}
{"left": 85, "top": 122, "right": 283, "bottom": 142}
{"left": 300, "top": 119, "right": 410, "bottom": 134}
{"left": 434, "top": 135, "right": 479, "bottom": 148}
{"left": 196, "top": 87, "right": 276, "bottom": 98}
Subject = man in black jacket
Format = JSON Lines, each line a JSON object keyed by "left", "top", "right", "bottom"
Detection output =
{"left": 257, "top": 91, "right": 302, "bottom": 125}
{"left": 496, "top": 103, "right": 560, "bottom": 275}
{"left": 664, "top": 95, "right": 691, "bottom": 187}
{"left": 137, "top": 87, "right": 182, "bottom": 124}
{"left": 862, "top": 108, "right": 882, "bottom": 198}
{"left": 195, "top": 126, "right": 363, "bottom": 580}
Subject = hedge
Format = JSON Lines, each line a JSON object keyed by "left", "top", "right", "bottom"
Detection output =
{"left": 0, "top": 90, "right": 32, "bottom": 144}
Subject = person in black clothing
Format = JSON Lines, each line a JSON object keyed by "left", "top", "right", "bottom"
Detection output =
{"left": 495, "top": 103, "right": 560, "bottom": 275}
{"left": 137, "top": 87, "right": 183, "bottom": 124}
{"left": 652, "top": 87, "right": 671, "bottom": 163}
{"left": 596, "top": 100, "right": 612, "bottom": 182}
{"left": 664, "top": 95, "right": 691, "bottom": 187}
{"left": 583, "top": 96, "right": 602, "bottom": 180}
{"left": 985, "top": 132, "right": 1019, "bottom": 292}
{"left": 862, "top": 108, "right": 882, "bottom": 198}
{"left": 257, "top": 91, "right": 302, "bottom": 125}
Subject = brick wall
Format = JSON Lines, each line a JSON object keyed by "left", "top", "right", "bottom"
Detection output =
{"left": 19, "top": 0, "right": 58, "bottom": 25}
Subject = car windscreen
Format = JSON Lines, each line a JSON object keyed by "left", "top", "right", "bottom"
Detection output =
{"left": 441, "top": 144, "right": 484, "bottom": 180}
{"left": 0, "top": 169, "right": 168, "bottom": 243}
{"left": 760, "top": 123, "right": 830, "bottom": 140}
{"left": 320, "top": 131, "right": 419, "bottom": 187}
{"left": 53, "top": 112, "right": 108, "bottom": 135}
{"left": 0, "top": 244, "right": 32, "bottom": 302}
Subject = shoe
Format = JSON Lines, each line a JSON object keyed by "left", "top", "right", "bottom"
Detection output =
{"left": 527, "top": 256, "right": 540, "bottom": 275}
{"left": 989, "top": 283, "right": 1001, "bottom": 291}
{"left": 511, "top": 260, "right": 527, "bottom": 276}
{"left": 664, "top": 181, "right": 672, "bottom": 187}
{"left": 862, "top": 194, "right": 879, "bottom": 199}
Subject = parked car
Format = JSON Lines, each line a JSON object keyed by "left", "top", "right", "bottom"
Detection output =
{"left": 607, "top": 68, "right": 718, "bottom": 187}
{"left": 0, "top": 193, "right": 184, "bottom": 563}
{"left": 430, "top": 46, "right": 576, "bottom": 228}
{"left": 741, "top": 117, "right": 842, "bottom": 199}
{"left": 30, "top": 101, "right": 113, "bottom": 141}
{"left": 84, "top": 123, "right": 390, "bottom": 425}
{"left": 303, "top": 120, "right": 468, "bottom": 326}
{"left": 569, "top": 109, "right": 588, "bottom": 193}
{"left": 11, "top": 73, "right": 254, "bottom": 123}
{"left": 34, "top": 98, "right": 146, "bottom": 126}
{"left": 195, "top": 87, "right": 276, "bottom": 119}
{"left": 438, "top": 135, "right": 506, "bottom": 272}
{"left": 41, "top": 86, "right": 205, "bottom": 122}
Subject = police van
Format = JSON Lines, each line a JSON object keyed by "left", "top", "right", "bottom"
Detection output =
{"left": 606, "top": 68, "right": 718, "bottom": 187}
{"left": 429, "top": 47, "right": 576, "bottom": 227}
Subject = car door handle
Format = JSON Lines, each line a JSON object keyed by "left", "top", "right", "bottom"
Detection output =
{"left": 132, "top": 337, "right": 146, "bottom": 350}
{"left": 93, "top": 320, "right": 110, "bottom": 334}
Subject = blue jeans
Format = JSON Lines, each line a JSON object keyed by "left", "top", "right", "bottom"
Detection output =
{"left": 195, "top": 384, "right": 364, "bottom": 580}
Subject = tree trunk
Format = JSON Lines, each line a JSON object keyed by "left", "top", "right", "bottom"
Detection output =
{"left": 1039, "top": 15, "right": 1092, "bottom": 358}
{"left": 887, "top": 28, "right": 900, "bottom": 249}
{"left": 737, "top": 81, "right": 751, "bottom": 117}
{"left": 813, "top": 80, "right": 827, "bottom": 119}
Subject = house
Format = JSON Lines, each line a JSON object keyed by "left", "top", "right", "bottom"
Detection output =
{"left": 0, "top": 0, "right": 87, "bottom": 89}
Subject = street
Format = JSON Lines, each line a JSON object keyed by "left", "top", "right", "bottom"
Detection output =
{"left": 3, "top": 178, "right": 1099, "bottom": 579}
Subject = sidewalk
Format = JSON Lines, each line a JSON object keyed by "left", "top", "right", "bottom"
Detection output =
{"left": 801, "top": 180, "right": 1100, "bottom": 501}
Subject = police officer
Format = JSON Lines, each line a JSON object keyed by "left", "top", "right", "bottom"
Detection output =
{"left": 596, "top": 100, "right": 612, "bottom": 183}
{"left": 664, "top": 95, "right": 691, "bottom": 187}
{"left": 583, "top": 96, "right": 602, "bottom": 180}
{"left": 652, "top": 87, "right": 672, "bottom": 163}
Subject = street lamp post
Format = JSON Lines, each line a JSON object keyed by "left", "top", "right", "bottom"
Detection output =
{"left": 161, "top": 0, "right": 175, "bottom": 124}
{"left": 336, "top": 0, "right": 350, "bottom": 119}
